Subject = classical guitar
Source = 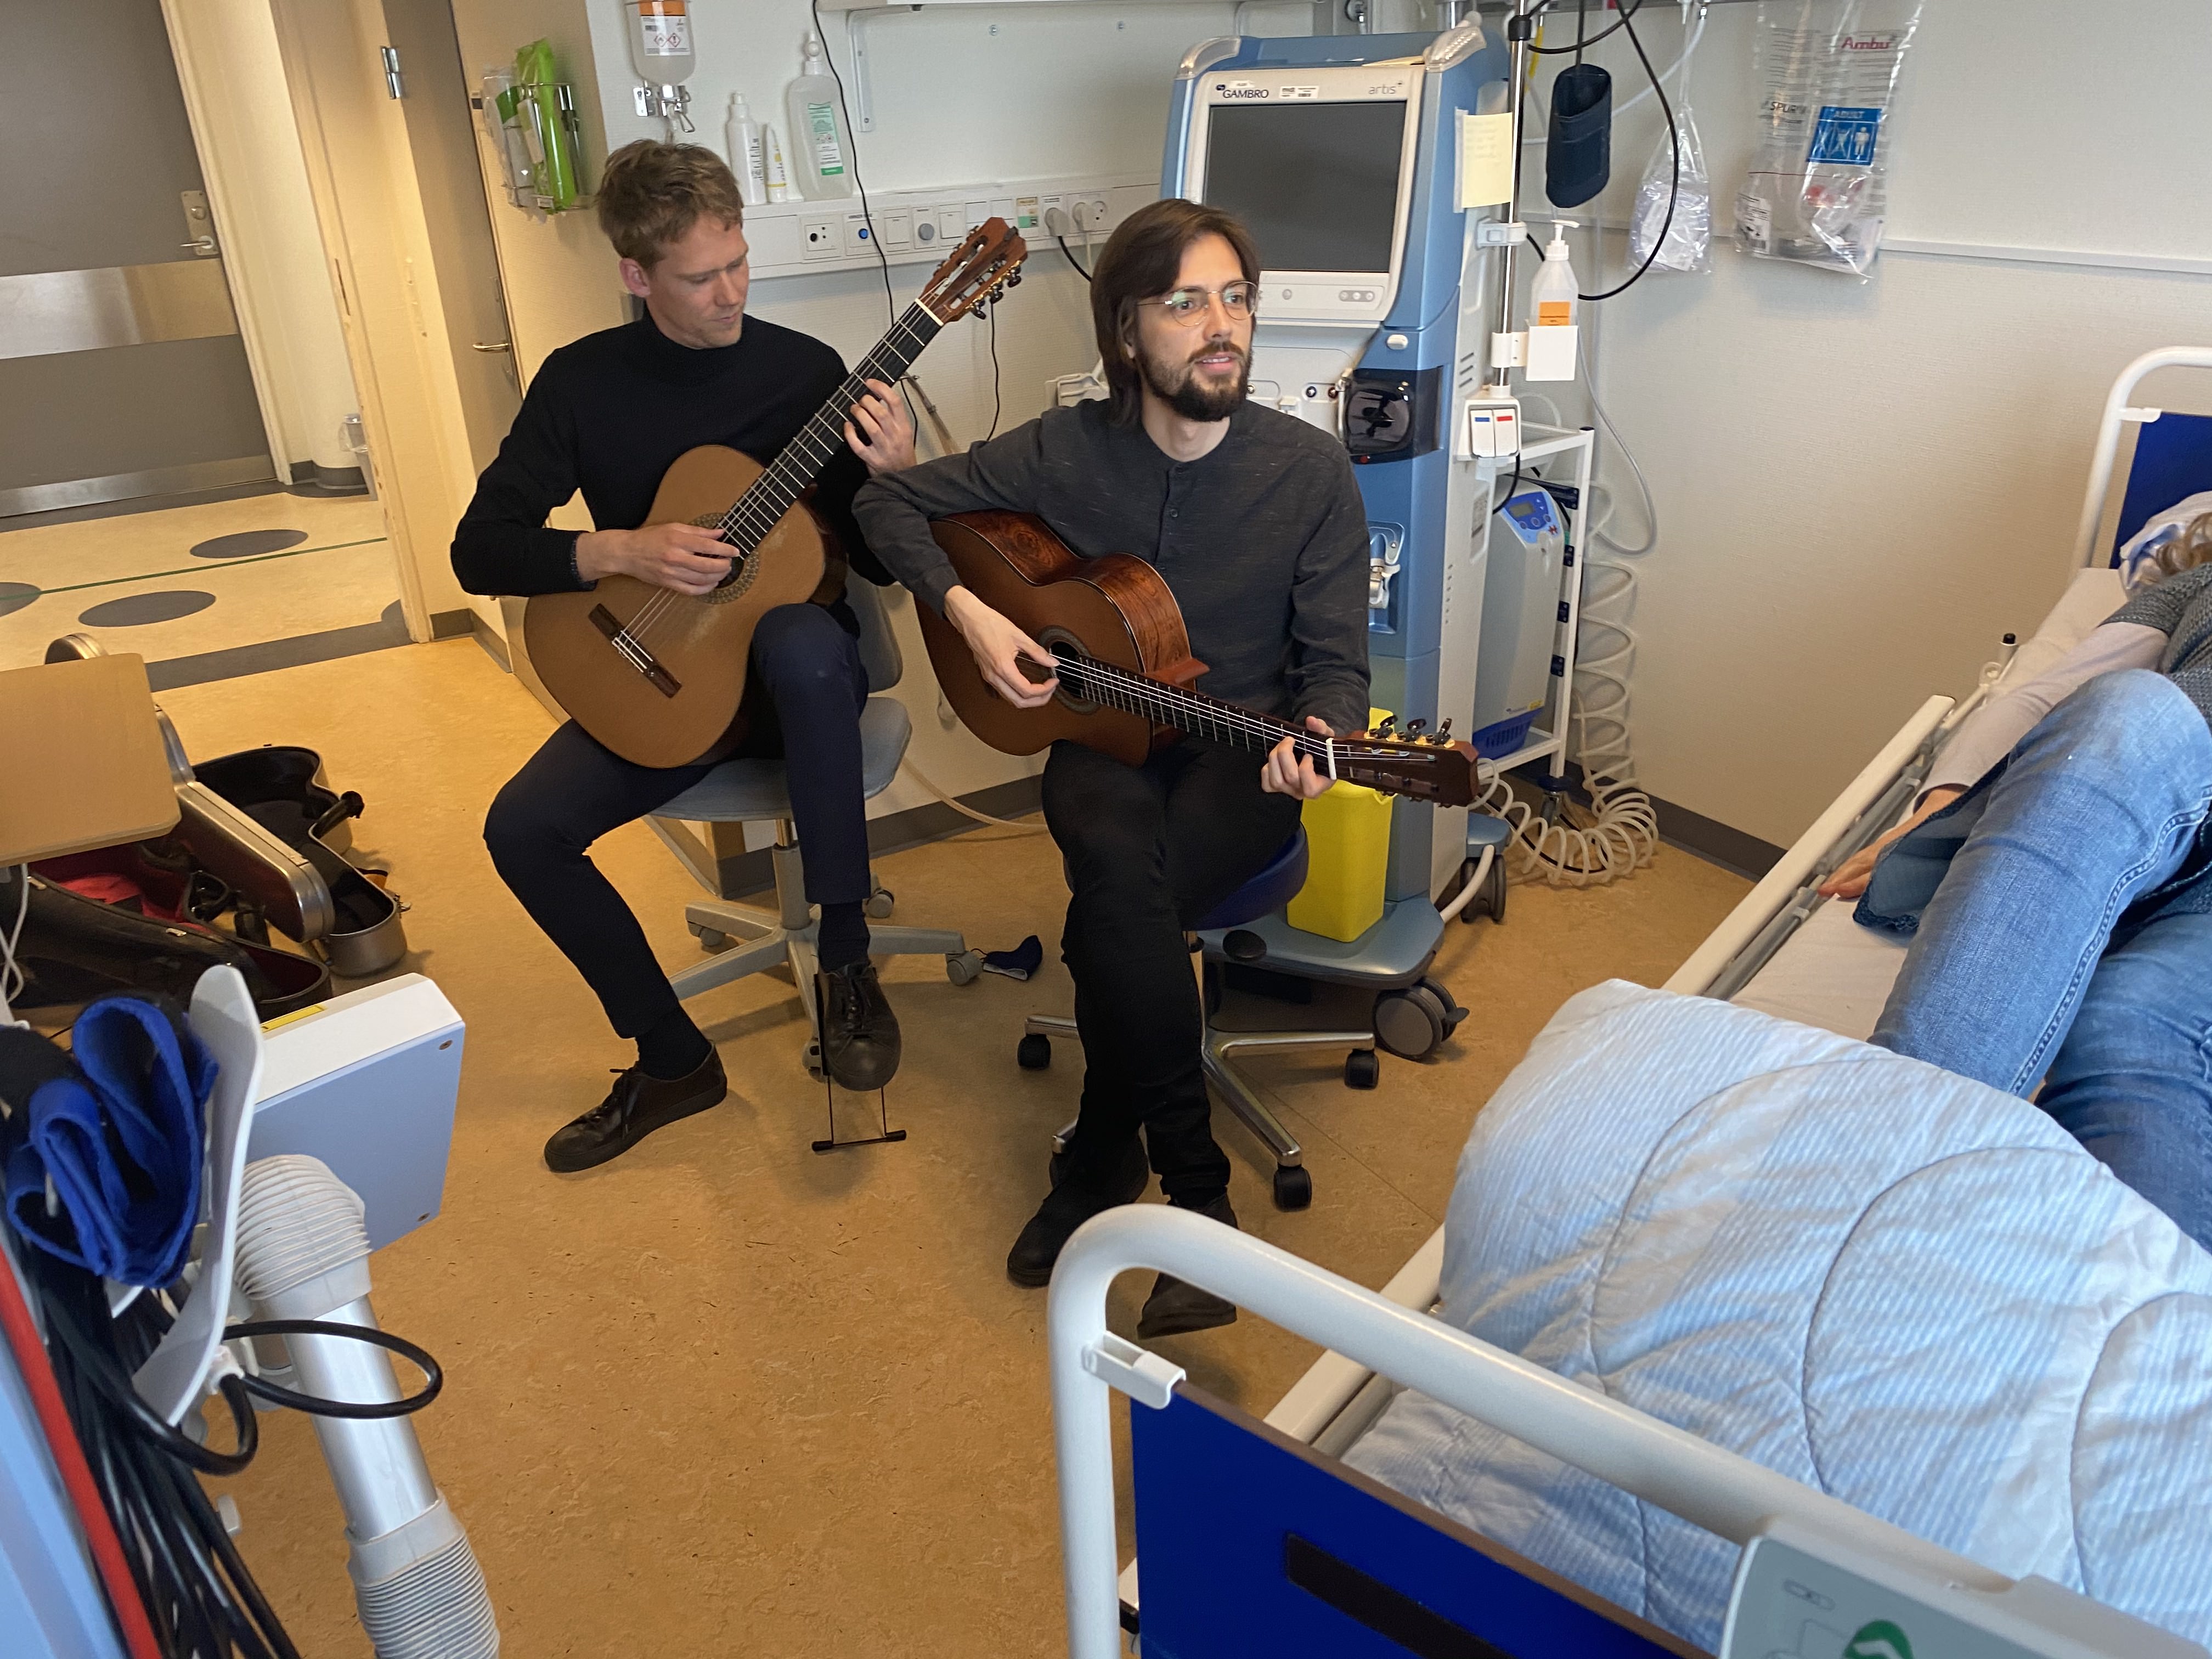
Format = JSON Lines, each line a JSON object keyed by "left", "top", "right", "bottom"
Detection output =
{"left": 917, "top": 512, "right": 1481, "bottom": 804}
{"left": 523, "top": 220, "right": 1028, "bottom": 768}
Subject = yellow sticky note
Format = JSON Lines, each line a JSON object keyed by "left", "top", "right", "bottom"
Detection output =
{"left": 1457, "top": 110, "right": 1514, "bottom": 209}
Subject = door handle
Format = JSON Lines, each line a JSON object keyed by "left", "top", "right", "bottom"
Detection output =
{"left": 471, "top": 340, "right": 512, "bottom": 353}
{"left": 179, "top": 236, "right": 218, "bottom": 256}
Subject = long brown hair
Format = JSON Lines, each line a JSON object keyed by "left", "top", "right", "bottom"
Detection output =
{"left": 1090, "top": 199, "right": 1261, "bottom": 427}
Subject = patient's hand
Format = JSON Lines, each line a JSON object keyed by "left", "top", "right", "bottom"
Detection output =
{"left": 1819, "top": 784, "right": 1967, "bottom": 901}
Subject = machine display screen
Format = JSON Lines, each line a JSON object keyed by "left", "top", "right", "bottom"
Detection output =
{"left": 1201, "top": 101, "right": 1407, "bottom": 274}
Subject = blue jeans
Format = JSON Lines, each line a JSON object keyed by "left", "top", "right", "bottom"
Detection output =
{"left": 1863, "top": 670, "right": 2212, "bottom": 1248}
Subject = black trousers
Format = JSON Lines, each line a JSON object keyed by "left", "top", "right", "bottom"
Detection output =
{"left": 1041, "top": 738, "right": 1302, "bottom": 1203}
{"left": 484, "top": 602, "right": 870, "bottom": 1040}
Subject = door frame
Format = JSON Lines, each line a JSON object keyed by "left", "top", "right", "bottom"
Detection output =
{"left": 257, "top": 0, "right": 489, "bottom": 644}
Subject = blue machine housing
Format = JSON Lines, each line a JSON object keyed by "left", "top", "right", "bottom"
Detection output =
{"left": 1166, "top": 29, "right": 1507, "bottom": 979}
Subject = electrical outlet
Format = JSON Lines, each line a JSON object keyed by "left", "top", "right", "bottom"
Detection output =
{"left": 1073, "top": 198, "right": 1110, "bottom": 232}
{"left": 801, "top": 219, "right": 838, "bottom": 260}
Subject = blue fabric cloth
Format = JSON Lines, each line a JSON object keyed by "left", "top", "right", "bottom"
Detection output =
{"left": 0, "top": 997, "right": 214, "bottom": 1286}
{"left": 1860, "top": 669, "right": 2212, "bottom": 1246}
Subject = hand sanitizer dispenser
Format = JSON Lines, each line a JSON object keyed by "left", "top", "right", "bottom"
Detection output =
{"left": 786, "top": 32, "right": 855, "bottom": 200}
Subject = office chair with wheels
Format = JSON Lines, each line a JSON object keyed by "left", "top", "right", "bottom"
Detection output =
{"left": 646, "top": 583, "right": 983, "bottom": 1078}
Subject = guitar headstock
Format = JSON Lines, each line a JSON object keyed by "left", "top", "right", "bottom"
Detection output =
{"left": 917, "top": 217, "right": 1029, "bottom": 325}
{"left": 1332, "top": 731, "right": 1482, "bottom": 808}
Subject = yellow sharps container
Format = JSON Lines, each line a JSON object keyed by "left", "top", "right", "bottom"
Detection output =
{"left": 1285, "top": 708, "right": 1396, "bottom": 943}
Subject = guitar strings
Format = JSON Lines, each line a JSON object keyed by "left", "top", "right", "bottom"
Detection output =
{"left": 1035, "top": 651, "right": 1440, "bottom": 770}
{"left": 620, "top": 306, "right": 942, "bottom": 647}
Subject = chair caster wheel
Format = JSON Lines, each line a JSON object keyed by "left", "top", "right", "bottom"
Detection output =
{"left": 865, "top": 887, "right": 896, "bottom": 920}
{"left": 1420, "top": 976, "right": 1468, "bottom": 1041}
{"left": 1344, "top": 1049, "right": 1380, "bottom": 1089}
{"left": 1272, "top": 1165, "right": 1313, "bottom": 1211}
{"left": 1017, "top": 1032, "right": 1052, "bottom": 1070}
{"left": 946, "top": 949, "right": 983, "bottom": 985}
{"left": 1374, "top": 984, "right": 1449, "bottom": 1059}
{"left": 691, "top": 924, "right": 730, "bottom": 953}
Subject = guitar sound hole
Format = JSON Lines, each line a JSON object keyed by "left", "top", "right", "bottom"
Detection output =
{"left": 1034, "top": 628, "right": 1099, "bottom": 715}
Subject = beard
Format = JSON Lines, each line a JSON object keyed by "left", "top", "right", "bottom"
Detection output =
{"left": 1139, "top": 338, "right": 1250, "bottom": 422}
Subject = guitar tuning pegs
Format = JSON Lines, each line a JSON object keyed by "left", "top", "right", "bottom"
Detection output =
{"left": 1374, "top": 714, "right": 1397, "bottom": 736}
{"left": 1404, "top": 718, "right": 1427, "bottom": 736}
{"left": 1434, "top": 718, "right": 1453, "bottom": 742}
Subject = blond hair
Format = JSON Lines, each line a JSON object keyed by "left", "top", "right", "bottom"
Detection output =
{"left": 595, "top": 140, "right": 745, "bottom": 268}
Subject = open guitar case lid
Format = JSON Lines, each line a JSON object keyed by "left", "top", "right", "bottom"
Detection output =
{"left": 42, "top": 635, "right": 408, "bottom": 980}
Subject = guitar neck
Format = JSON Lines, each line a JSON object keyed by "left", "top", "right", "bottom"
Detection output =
{"left": 1047, "top": 653, "right": 1316, "bottom": 758}
{"left": 719, "top": 302, "right": 943, "bottom": 551}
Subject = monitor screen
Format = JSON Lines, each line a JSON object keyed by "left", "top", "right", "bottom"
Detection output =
{"left": 1201, "top": 101, "right": 1408, "bottom": 275}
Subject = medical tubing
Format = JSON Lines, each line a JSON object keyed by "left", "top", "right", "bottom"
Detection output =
{"left": 898, "top": 755, "right": 1049, "bottom": 834}
{"left": 1576, "top": 1, "right": 1677, "bottom": 303}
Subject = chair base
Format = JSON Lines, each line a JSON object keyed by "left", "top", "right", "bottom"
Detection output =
{"left": 1022, "top": 1011, "right": 1374, "bottom": 1213}
{"left": 672, "top": 835, "right": 976, "bottom": 1077}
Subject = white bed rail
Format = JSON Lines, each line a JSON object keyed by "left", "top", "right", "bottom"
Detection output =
{"left": 1049, "top": 1206, "right": 2016, "bottom": 1659}
{"left": 2070, "top": 346, "right": 2212, "bottom": 569}
{"left": 1664, "top": 695, "right": 1953, "bottom": 998}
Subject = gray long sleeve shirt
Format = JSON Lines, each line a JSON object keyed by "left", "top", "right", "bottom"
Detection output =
{"left": 853, "top": 398, "right": 1372, "bottom": 738}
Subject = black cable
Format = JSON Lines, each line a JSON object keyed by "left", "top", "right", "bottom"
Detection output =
{"left": 809, "top": 0, "right": 897, "bottom": 328}
{"left": 1578, "top": 0, "right": 1675, "bottom": 303}
{"left": 1055, "top": 232, "right": 1092, "bottom": 282}
{"left": 985, "top": 302, "right": 1003, "bottom": 441}
{"left": 224, "top": 1318, "right": 443, "bottom": 1419}
{"left": 1525, "top": 0, "right": 1648, "bottom": 54}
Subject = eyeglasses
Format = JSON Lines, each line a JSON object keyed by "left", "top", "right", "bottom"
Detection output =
{"left": 1141, "top": 281, "right": 1260, "bottom": 324}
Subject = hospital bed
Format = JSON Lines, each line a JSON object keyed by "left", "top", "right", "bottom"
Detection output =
{"left": 1073, "top": 350, "right": 2212, "bottom": 1654}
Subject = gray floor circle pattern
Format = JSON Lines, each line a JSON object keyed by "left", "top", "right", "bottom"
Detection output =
{"left": 79, "top": 590, "right": 218, "bottom": 627}
{"left": 0, "top": 582, "right": 37, "bottom": 618}
{"left": 190, "top": 528, "right": 309, "bottom": 560}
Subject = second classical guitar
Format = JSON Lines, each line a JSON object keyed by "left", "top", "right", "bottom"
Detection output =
{"left": 523, "top": 221, "right": 1027, "bottom": 768}
{"left": 917, "top": 512, "right": 1481, "bottom": 804}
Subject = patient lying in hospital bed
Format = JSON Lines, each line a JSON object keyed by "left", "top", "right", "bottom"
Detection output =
{"left": 1820, "top": 540, "right": 2212, "bottom": 1249}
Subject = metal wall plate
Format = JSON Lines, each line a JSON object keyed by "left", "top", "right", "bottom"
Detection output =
{"left": 0, "top": 259, "right": 240, "bottom": 361}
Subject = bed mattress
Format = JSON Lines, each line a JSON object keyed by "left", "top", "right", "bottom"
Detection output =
{"left": 1731, "top": 567, "right": 2129, "bottom": 1039}
{"left": 1344, "top": 980, "right": 2212, "bottom": 1654}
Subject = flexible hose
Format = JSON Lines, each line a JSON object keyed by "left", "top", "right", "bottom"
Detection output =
{"left": 899, "top": 755, "right": 1048, "bottom": 834}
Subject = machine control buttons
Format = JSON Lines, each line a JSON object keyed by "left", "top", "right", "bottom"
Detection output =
{"left": 1386, "top": 332, "right": 1410, "bottom": 351}
{"left": 1337, "top": 289, "right": 1379, "bottom": 302}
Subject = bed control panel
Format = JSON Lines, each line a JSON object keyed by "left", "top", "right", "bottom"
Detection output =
{"left": 1722, "top": 1520, "right": 2205, "bottom": 1659}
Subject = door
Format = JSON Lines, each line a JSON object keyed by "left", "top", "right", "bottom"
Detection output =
{"left": 380, "top": 0, "right": 522, "bottom": 473}
{"left": 0, "top": 1, "right": 275, "bottom": 518}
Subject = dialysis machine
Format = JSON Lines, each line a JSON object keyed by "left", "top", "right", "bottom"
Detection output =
{"left": 1165, "top": 24, "right": 1536, "bottom": 971}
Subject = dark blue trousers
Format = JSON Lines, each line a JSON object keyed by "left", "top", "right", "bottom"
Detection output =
{"left": 486, "top": 602, "right": 870, "bottom": 1039}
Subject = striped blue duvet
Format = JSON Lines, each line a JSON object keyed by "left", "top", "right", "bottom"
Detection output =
{"left": 1345, "top": 980, "right": 2212, "bottom": 1652}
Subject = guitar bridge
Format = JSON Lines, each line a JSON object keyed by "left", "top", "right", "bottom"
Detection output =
{"left": 590, "top": 605, "right": 681, "bottom": 698}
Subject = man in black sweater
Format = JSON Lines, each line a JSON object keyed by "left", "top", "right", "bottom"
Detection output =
{"left": 453, "top": 143, "right": 912, "bottom": 1172}
{"left": 856, "top": 200, "right": 1370, "bottom": 1335}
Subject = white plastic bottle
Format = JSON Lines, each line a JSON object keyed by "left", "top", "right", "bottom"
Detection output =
{"left": 1531, "top": 219, "right": 1580, "bottom": 328}
{"left": 785, "top": 32, "right": 854, "bottom": 200}
{"left": 762, "top": 123, "right": 795, "bottom": 204}
{"left": 1523, "top": 219, "right": 1582, "bottom": 382}
{"left": 724, "top": 94, "right": 766, "bottom": 207}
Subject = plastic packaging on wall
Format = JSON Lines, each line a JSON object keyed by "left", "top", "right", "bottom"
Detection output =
{"left": 1735, "top": 0, "right": 1923, "bottom": 278}
{"left": 1629, "top": 109, "right": 1712, "bottom": 275}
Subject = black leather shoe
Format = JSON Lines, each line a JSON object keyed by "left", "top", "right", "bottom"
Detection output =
{"left": 1137, "top": 1195, "right": 1240, "bottom": 1338}
{"left": 543, "top": 1053, "right": 726, "bottom": 1172}
{"left": 1007, "top": 1139, "right": 1149, "bottom": 1289}
{"left": 817, "top": 960, "right": 901, "bottom": 1091}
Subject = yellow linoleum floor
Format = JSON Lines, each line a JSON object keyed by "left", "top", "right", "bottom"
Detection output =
{"left": 0, "top": 492, "right": 397, "bottom": 669}
{"left": 161, "top": 636, "right": 1748, "bottom": 1657}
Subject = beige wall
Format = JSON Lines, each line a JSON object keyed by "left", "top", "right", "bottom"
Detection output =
{"left": 1527, "top": 0, "right": 2212, "bottom": 847}
{"left": 160, "top": 0, "right": 363, "bottom": 476}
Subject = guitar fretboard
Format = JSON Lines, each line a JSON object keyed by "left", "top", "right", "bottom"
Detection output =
{"left": 718, "top": 302, "right": 943, "bottom": 554}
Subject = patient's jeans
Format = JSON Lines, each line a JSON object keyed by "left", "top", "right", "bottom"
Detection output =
{"left": 484, "top": 602, "right": 871, "bottom": 1040}
{"left": 1863, "top": 669, "right": 2212, "bottom": 1246}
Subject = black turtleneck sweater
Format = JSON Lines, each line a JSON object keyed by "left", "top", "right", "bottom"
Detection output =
{"left": 449, "top": 311, "right": 887, "bottom": 598}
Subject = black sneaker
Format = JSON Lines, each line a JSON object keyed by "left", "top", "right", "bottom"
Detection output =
{"left": 817, "top": 960, "right": 901, "bottom": 1091}
{"left": 1007, "top": 1138, "right": 1149, "bottom": 1288}
{"left": 543, "top": 1052, "right": 726, "bottom": 1172}
{"left": 1136, "top": 1194, "right": 1240, "bottom": 1338}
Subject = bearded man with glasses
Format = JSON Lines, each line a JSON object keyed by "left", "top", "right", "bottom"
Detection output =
{"left": 857, "top": 199, "right": 1370, "bottom": 1335}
